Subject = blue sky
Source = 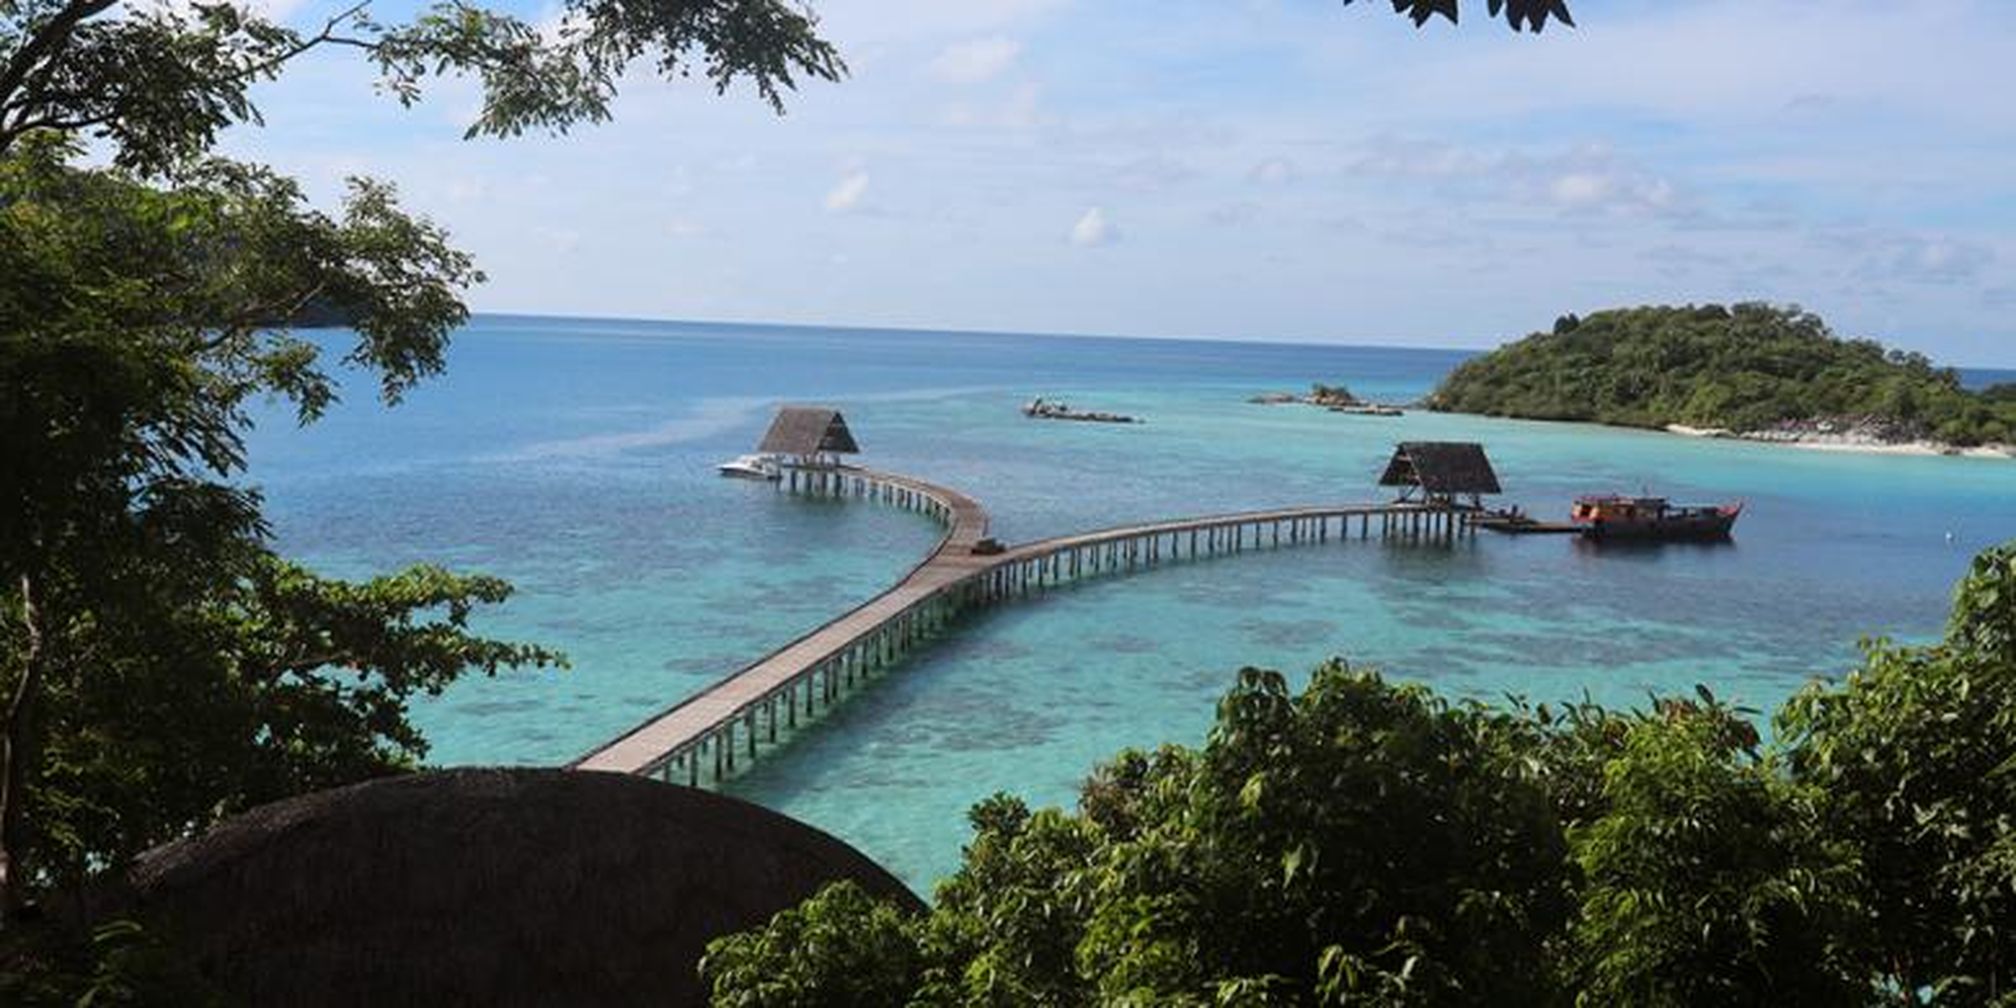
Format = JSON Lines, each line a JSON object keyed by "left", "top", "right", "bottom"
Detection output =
{"left": 222, "top": 0, "right": 2016, "bottom": 364}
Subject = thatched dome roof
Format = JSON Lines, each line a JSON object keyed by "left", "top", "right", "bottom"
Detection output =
{"left": 1378, "top": 441, "right": 1503, "bottom": 495}
{"left": 757, "top": 405, "right": 860, "bottom": 455}
{"left": 114, "top": 768, "right": 921, "bottom": 1007}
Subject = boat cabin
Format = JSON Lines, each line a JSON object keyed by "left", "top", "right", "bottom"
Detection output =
{"left": 1572, "top": 495, "right": 1666, "bottom": 523}
{"left": 1377, "top": 441, "right": 1502, "bottom": 509}
{"left": 757, "top": 406, "right": 860, "bottom": 469}
{"left": 1571, "top": 493, "right": 1742, "bottom": 540}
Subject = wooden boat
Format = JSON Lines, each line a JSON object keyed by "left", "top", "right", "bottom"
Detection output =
{"left": 1571, "top": 494, "right": 1741, "bottom": 540}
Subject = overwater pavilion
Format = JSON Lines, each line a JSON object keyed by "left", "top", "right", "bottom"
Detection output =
{"left": 758, "top": 406, "right": 860, "bottom": 468}
{"left": 1378, "top": 441, "right": 1502, "bottom": 509}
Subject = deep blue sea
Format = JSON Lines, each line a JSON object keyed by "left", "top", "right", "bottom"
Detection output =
{"left": 246, "top": 315, "right": 2016, "bottom": 888}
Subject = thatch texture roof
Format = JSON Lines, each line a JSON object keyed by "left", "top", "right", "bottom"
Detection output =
{"left": 757, "top": 406, "right": 859, "bottom": 455}
{"left": 1378, "top": 441, "right": 1502, "bottom": 495}
{"left": 110, "top": 768, "right": 920, "bottom": 1007}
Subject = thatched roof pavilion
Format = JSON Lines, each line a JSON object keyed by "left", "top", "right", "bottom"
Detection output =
{"left": 1378, "top": 441, "right": 1502, "bottom": 507}
{"left": 108, "top": 768, "right": 920, "bottom": 1007}
{"left": 757, "top": 406, "right": 859, "bottom": 461}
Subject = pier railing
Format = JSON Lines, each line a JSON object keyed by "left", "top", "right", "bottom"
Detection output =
{"left": 571, "top": 465, "right": 992, "bottom": 782}
{"left": 571, "top": 467, "right": 1480, "bottom": 787}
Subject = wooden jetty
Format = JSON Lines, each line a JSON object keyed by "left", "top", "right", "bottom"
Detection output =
{"left": 573, "top": 465, "right": 992, "bottom": 782}
{"left": 573, "top": 463, "right": 1485, "bottom": 787}
{"left": 1471, "top": 512, "right": 1582, "bottom": 535}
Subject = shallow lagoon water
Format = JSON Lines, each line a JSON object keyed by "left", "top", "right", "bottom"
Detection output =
{"left": 249, "top": 315, "right": 2016, "bottom": 888}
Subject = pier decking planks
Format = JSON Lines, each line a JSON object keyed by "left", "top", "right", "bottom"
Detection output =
{"left": 571, "top": 466, "right": 1480, "bottom": 785}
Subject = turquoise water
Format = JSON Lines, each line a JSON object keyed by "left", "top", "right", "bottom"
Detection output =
{"left": 248, "top": 315, "right": 2016, "bottom": 888}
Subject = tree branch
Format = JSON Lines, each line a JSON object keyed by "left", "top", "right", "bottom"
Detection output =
{"left": 1, "top": 571, "right": 47, "bottom": 924}
{"left": 0, "top": 0, "right": 120, "bottom": 113}
{"left": 203, "top": 1, "right": 378, "bottom": 89}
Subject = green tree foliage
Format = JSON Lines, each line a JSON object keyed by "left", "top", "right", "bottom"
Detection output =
{"left": 1077, "top": 666, "right": 1572, "bottom": 1004}
{"left": 2, "top": 0, "right": 843, "bottom": 938}
{"left": 1779, "top": 541, "right": 2016, "bottom": 1002}
{"left": 710, "top": 541, "right": 2016, "bottom": 1005}
{"left": 703, "top": 881, "right": 923, "bottom": 1008}
{"left": 0, "top": 0, "right": 843, "bottom": 174}
{"left": 1345, "top": 0, "right": 1574, "bottom": 33}
{"left": 1568, "top": 706, "right": 1861, "bottom": 1004}
{"left": 710, "top": 661, "right": 1582, "bottom": 1005}
{"left": 1429, "top": 303, "right": 2016, "bottom": 446}
{"left": 0, "top": 137, "right": 563, "bottom": 913}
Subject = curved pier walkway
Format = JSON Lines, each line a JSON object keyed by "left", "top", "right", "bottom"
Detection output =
{"left": 573, "top": 465, "right": 1475, "bottom": 785}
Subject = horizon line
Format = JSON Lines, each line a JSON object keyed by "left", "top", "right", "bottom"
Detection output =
{"left": 463, "top": 309, "right": 2016, "bottom": 372}
{"left": 466, "top": 309, "right": 1497, "bottom": 358}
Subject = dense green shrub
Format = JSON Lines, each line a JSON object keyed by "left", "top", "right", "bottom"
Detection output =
{"left": 709, "top": 540, "right": 2016, "bottom": 1005}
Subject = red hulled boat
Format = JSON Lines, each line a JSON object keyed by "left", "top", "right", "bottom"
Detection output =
{"left": 1571, "top": 494, "right": 1742, "bottom": 541}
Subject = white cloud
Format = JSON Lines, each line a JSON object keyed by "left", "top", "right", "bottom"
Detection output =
{"left": 1831, "top": 231, "right": 1998, "bottom": 285}
{"left": 147, "top": 0, "right": 310, "bottom": 24}
{"left": 1353, "top": 136, "right": 1688, "bottom": 218}
{"left": 829, "top": 0, "right": 1066, "bottom": 47}
{"left": 1544, "top": 166, "right": 1679, "bottom": 216}
{"left": 824, "top": 171, "right": 870, "bottom": 213}
{"left": 214, "top": 0, "right": 2016, "bottom": 362}
{"left": 943, "top": 82, "right": 1046, "bottom": 130}
{"left": 1115, "top": 155, "right": 1195, "bottom": 191}
{"left": 533, "top": 226, "right": 582, "bottom": 254}
{"left": 1248, "top": 157, "right": 1295, "bottom": 185}
{"left": 1348, "top": 136, "right": 1490, "bottom": 178}
{"left": 928, "top": 36, "right": 1024, "bottom": 84}
{"left": 1548, "top": 172, "right": 1611, "bottom": 208}
{"left": 1897, "top": 238, "right": 1993, "bottom": 283}
{"left": 1208, "top": 201, "right": 1261, "bottom": 227}
{"left": 1070, "top": 207, "right": 1116, "bottom": 246}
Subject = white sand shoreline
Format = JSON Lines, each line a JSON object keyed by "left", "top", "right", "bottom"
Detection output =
{"left": 1662, "top": 423, "right": 2015, "bottom": 459}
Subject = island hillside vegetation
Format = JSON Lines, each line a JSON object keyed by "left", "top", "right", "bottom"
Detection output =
{"left": 1428, "top": 303, "right": 2016, "bottom": 447}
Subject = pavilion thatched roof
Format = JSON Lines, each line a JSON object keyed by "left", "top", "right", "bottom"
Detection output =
{"left": 1378, "top": 441, "right": 1502, "bottom": 495}
{"left": 108, "top": 768, "right": 920, "bottom": 1007}
{"left": 757, "top": 406, "right": 859, "bottom": 456}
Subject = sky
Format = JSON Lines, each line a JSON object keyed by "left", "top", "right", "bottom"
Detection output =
{"left": 217, "top": 0, "right": 2016, "bottom": 364}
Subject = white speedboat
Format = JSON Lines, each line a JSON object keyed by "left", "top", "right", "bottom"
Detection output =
{"left": 717, "top": 453, "right": 781, "bottom": 480}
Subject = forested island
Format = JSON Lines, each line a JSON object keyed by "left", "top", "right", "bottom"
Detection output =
{"left": 1428, "top": 304, "right": 2016, "bottom": 453}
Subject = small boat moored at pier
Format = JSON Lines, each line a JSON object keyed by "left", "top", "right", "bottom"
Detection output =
{"left": 1571, "top": 494, "right": 1741, "bottom": 540}
{"left": 717, "top": 453, "right": 781, "bottom": 480}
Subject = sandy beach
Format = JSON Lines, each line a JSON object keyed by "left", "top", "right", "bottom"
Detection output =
{"left": 1664, "top": 423, "right": 2015, "bottom": 459}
